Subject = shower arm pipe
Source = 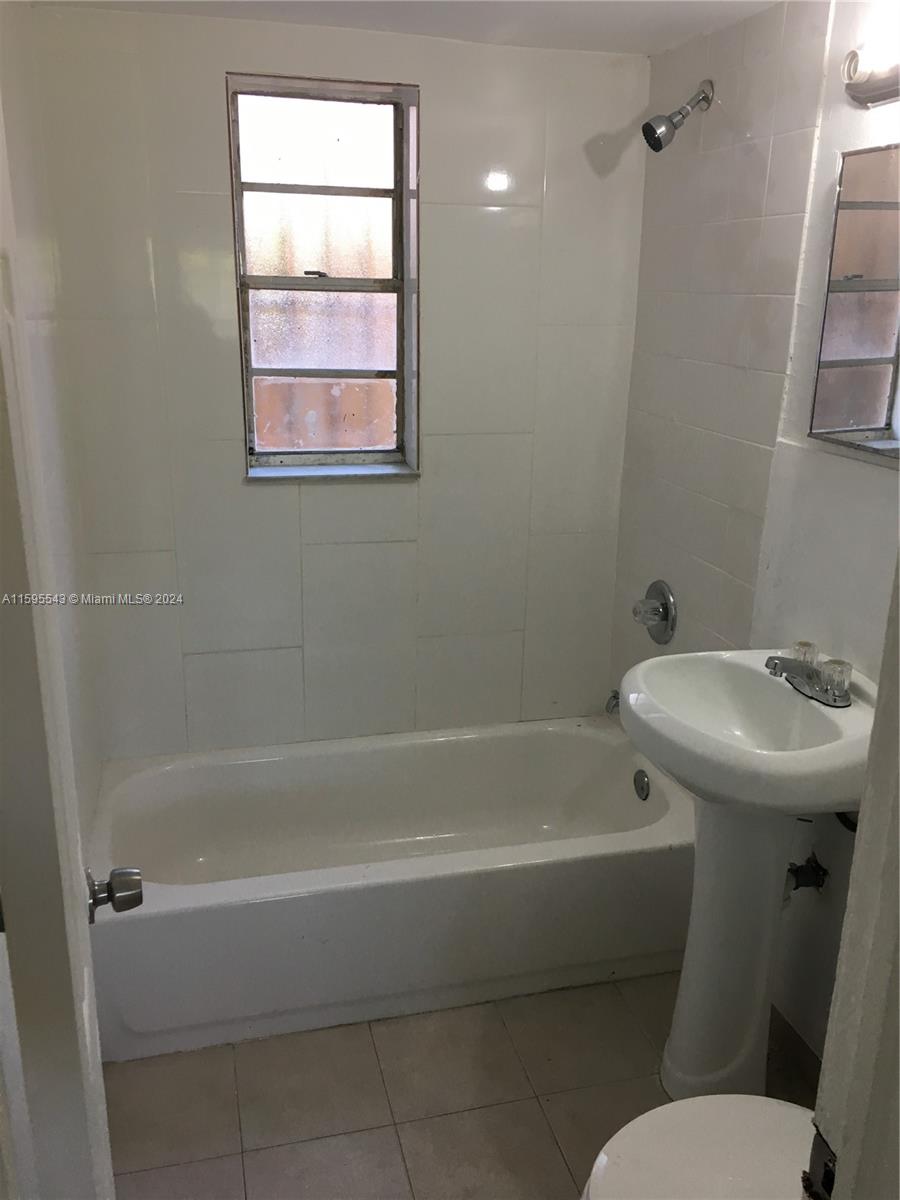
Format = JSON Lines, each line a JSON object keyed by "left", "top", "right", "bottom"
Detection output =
{"left": 671, "top": 84, "right": 714, "bottom": 128}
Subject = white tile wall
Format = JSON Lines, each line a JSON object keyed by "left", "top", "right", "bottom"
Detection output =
{"left": 34, "top": 14, "right": 156, "bottom": 320}
{"left": 753, "top": 6, "right": 899, "bottom": 1062}
{"left": 530, "top": 326, "right": 632, "bottom": 535}
{"left": 153, "top": 191, "right": 246, "bottom": 444}
{"left": 90, "top": 553, "right": 187, "bottom": 758}
{"left": 522, "top": 533, "right": 613, "bottom": 720}
{"left": 415, "top": 632, "right": 524, "bottom": 730}
{"left": 185, "top": 649, "right": 304, "bottom": 751}
{"left": 420, "top": 204, "right": 541, "bottom": 436}
{"left": 417, "top": 434, "right": 532, "bottom": 637}
{"left": 302, "top": 542, "right": 417, "bottom": 740}
{"left": 611, "top": 1, "right": 828, "bottom": 686}
{"left": 172, "top": 440, "right": 302, "bottom": 655}
{"left": 755, "top": 214, "right": 805, "bottom": 295}
{"left": 413, "top": 43, "right": 548, "bottom": 208}
{"left": 538, "top": 52, "right": 648, "bottom": 328}
{"left": 2, "top": 8, "right": 103, "bottom": 834}
{"left": 752, "top": 0, "right": 900, "bottom": 687}
{"left": 765, "top": 129, "right": 816, "bottom": 217}
{"left": 19, "top": 4, "right": 647, "bottom": 762}
{"left": 300, "top": 480, "right": 419, "bottom": 546}
{"left": 60, "top": 319, "right": 174, "bottom": 555}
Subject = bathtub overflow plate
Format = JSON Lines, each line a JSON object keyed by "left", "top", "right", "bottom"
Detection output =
{"left": 633, "top": 770, "right": 651, "bottom": 801}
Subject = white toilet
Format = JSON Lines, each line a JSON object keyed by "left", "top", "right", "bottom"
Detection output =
{"left": 583, "top": 1094, "right": 814, "bottom": 1200}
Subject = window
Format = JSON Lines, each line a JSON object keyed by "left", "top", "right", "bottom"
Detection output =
{"left": 227, "top": 74, "right": 419, "bottom": 477}
{"left": 810, "top": 143, "right": 899, "bottom": 458}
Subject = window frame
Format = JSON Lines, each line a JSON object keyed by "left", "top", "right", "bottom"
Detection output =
{"left": 809, "top": 142, "right": 900, "bottom": 461}
{"left": 226, "top": 72, "right": 420, "bottom": 478}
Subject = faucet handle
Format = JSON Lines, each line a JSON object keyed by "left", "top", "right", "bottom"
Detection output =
{"left": 791, "top": 640, "right": 819, "bottom": 665}
{"left": 822, "top": 658, "right": 852, "bottom": 696}
{"left": 633, "top": 598, "right": 665, "bottom": 625}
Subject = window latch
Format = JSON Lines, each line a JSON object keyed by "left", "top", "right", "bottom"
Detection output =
{"left": 304, "top": 270, "right": 329, "bottom": 278}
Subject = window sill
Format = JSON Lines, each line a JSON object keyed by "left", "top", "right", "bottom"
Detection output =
{"left": 809, "top": 429, "right": 899, "bottom": 465}
{"left": 247, "top": 462, "right": 420, "bottom": 481}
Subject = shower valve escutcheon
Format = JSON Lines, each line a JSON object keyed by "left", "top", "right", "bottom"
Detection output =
{"left": 632, "top": 580, "right": 677, "bottom": 645}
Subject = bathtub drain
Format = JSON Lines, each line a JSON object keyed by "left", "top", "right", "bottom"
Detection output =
{"left": 633, "top": 770, "right": 651, "bottom": 801}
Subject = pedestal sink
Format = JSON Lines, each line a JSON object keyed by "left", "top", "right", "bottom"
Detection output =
{"left": 620, "top": 649, "right": 876, "bottom": 1100}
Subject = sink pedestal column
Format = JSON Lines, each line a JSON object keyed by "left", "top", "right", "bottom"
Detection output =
{"left": 661, "top": 797, "right": 795, "bottom": 1100}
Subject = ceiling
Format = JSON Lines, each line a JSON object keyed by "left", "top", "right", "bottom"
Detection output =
{"left": 71, "top": 1, "right": 776, "bottom": 56}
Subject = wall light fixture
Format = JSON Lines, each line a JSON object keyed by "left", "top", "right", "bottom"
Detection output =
{"left": 843, "top": 9, "right": 900, "bottom": 107}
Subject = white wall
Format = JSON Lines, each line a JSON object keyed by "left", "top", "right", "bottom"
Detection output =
{"left": 611, "top": 0, "right": 830, "bottom": 686}
{"left": 615, "top": 0, "right": 897, "bottom": 1057}
{"left": 19, "top": 4, "right": 648, "bottom": 766}
{"left": 753, "top": 0, "right": 899, "bottom": 1056}
{"left": 0, "top": 4, "right": 102, "bottom": 833}
{"left": 753, "top": 0, "right": 898, "bottom": 679}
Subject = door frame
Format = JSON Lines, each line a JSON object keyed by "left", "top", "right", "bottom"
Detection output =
{"left": 814, "top": 564, "right": 898, "bottom": 1199}
{"left": 0, "top": 50, "right": 114, "bottom": 1200}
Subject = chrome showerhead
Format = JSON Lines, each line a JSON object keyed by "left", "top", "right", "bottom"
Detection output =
{"left": 642, "top": 79, "right": 714, "bottom": 152}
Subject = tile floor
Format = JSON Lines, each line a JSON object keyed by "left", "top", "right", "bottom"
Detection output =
{"left": 107, "top": 972, "right": 819, "bottom": 1200}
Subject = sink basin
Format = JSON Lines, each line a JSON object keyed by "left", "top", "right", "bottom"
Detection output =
{"left": 618, "top": 648, "right": 876, "bottom": 1102}
{"left": 621, "top": 649, "right": 876, "bottom": 814}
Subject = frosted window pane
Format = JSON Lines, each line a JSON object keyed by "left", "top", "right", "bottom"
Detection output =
{"left": 253, "top": 377, "right": 397, "bottom": 451}
{"left": 831, "top": 210, "right": 900, "bottom": 281}
{"left": 841, "top": 147, "right": 900, "bottom": 204}
{"left": 249, "top": 290, "right": 397, "bottom": 371}
{"left": 821, "top": 291, "right": 900, "bottom": 361}
{"left": 244, "top": 193, "right": 393, "bottom": 278}
{"left": 237, "top": 94, "right": 394, "bottom": 188}
{"left": 812, "top": 364, "right": 894, "bottom": 431}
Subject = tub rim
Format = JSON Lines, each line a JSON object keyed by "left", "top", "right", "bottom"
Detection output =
{"left": 89, "top": 715, "right": 695, "bottom": 917}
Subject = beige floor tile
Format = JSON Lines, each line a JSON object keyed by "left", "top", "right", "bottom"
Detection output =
{"left": 615, "top": 972, "right": 680, "bottom": 1056}
{"left": 105, "top": 1046, "right": 240, "bottom": 1174}
{"left": 235, "top": 1023, "right": 392, "bottom": 1150}
{"left": 371, "top": 1003, "right": 532, "bottom": 1122}
{"left": 244, "top": 1127, "right": 412, "bottom": 1200}
{"left": 398, "top": 1099, "right": 577, "bottom": 1200}
{"left": 540, "top": 1077, "right": 669, "bottom": 1189}
{"left": 497, "top": 985, "right": 657, "bottom": 1094}
{"left": 115, "top": 1155, "right": 245, "bottom": 1200}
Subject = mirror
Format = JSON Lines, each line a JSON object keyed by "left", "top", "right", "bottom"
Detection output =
{"left": 810, "top": 144, "right": 899, "bottom": 458}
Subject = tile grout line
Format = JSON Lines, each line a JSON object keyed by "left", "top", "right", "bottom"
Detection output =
{"left": 537, "top": 1070, "right": 665, "bottom": 1103}
{"left": 115, "top": 1078, "right": 677, "bottom": 1193}
{"left": 367, "top": 1021, "right": 418, "bottom": 1200}
{"left": 491, "top": 1000, "right": 539, "bottom": 1099}
{"left": 113, "top": 1150, "right": 244, "bottom": 1182}
{"left": 535, "top": 1103, "right": 581, "bottom": 1197}
{"left": 238, "top": 1123, "right": 398, "bottom": 1160}
{"left": 490, "top": 999, "right": 581, "bottom": 1194}
{"left": 393, "top": 1094, "right": 542, "bottom": 1128}
{"left": 229, "top": 1044, "right": 249, "bottom": 1200}
{"left": 611, "top": 981, "right": 669, "bottom": 1064}
{"left": 112, "top": 983, "right": 684, "bottom": 1187}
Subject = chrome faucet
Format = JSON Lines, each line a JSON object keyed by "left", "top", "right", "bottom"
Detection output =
{"left": 765, "top": 654, "right": 852, "bottom": 708}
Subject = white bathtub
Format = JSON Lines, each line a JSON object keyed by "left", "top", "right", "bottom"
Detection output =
{"left": 90, "top": 717, "right": 694, "bottom": 1061}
